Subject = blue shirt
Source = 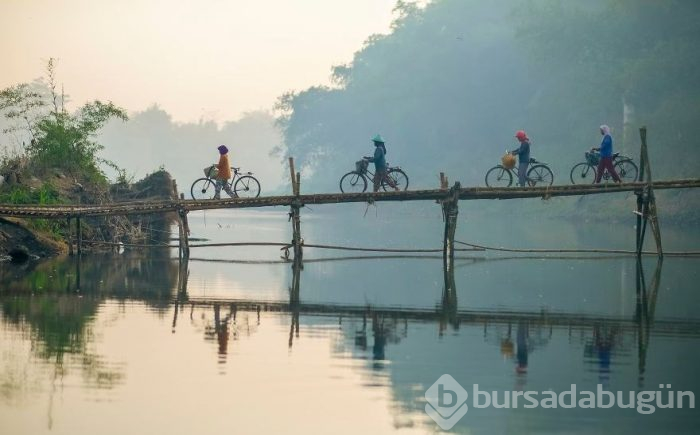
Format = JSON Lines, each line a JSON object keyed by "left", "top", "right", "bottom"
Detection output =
{"left": 370, "top": 145, "right": 387, "bottom": 171}
{"left": 512, "top": 140, "right": 530, "bottom": 164}
{"left": 600, "top": 134, "right": 613, "bottom": 158}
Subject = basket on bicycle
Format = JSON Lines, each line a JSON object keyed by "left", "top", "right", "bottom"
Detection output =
{"left": 355, "top": 159, "right": 369, "bottom": 173}
{"left": 585, "top": 151, "right": 600, "bottom": 166}
{"left": 204, "top": 165, "right": 219, "bottom": 178}
{"left": 501, "top": 153, "right": 516, "bottom": 169}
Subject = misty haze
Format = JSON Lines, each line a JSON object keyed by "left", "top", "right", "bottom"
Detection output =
{"left": 1, "top": 1, "right": 699, "bottom": 434}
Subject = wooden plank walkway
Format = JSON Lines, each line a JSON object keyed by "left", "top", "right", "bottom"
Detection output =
{"left": 1, "top": 178, "right": 698, "bottom": 218}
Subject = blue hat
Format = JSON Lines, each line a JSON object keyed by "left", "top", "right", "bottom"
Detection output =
{"left": 217, "top": 145, "right": 228, "bottom": 154}
{"left": 372, "top": 134, "right": 385, "bottom": 143}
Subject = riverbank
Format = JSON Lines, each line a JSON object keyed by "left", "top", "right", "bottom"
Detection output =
{"left": 0, "top": 169, "right": 178, "bottom": 262}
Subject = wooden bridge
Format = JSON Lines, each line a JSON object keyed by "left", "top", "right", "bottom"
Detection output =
{"left": 0, "top": 127, "right": 698, "bottom": 262}
{"left": 0, "top": 179, "right": 697, "bottom": 218}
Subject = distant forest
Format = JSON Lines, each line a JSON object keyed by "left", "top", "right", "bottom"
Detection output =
{"left": 277, "top": 0, "right": 700, "bottom": 193}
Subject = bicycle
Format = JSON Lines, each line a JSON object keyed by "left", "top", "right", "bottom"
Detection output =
{"left": 190, "top": 166, "right": 261, "bottom": 199}
{"left": 339, "top": 158, "right": 409, "bottom": 193}
{"left": 569, "top": 150, "right": 638, "bottom": 184}
{"left": 484, "top": 156, "right": 554, "bottom": 187}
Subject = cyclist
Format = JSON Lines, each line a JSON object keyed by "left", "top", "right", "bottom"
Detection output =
{"left": 213, "top": 144, "right": 235, "bottom": 199}
{"left": 365, "top": 134, "right": 399, "bottom": 192}
{"left": 509, "top": 130, "right": 531, "bottom": 187}
{"left": 592, "top": 124, "right": 621, "bottom": 183}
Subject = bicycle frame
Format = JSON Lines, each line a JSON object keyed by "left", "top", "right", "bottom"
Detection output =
{"left": 485, "top": 157, "right": 553, "bottom": 188}
{"left": 358, "top": 164, "right": 401, "bottom": 181}
{"left": 206, "top": 167, "right": 249, "bottom": 188}
{"left": 339, "top": 158, "right": 408, "bottom": 193}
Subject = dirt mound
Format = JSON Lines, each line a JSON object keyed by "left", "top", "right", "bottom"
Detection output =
{"left": 0, "top": 218, "right": 65, "bottom": 261}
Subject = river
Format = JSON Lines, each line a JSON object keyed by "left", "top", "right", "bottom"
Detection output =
{"left": 1, "top": 203, "right": 699, "bottom": 434}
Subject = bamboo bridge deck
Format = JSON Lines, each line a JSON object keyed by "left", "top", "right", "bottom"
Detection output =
{"left": 0, "top": 179, "right": 698, "bottom": 219}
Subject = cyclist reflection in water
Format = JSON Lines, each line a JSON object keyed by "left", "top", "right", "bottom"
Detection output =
{"left": 214, "top": 145, "right": 236, "bottom": 199}
{"left": 372, "top": 313, "right": 387, "bottom": 362}
{"left": 366, "top": 134, "right": 399, "bottom": 192}
{"left": 516, "top": 322, "right": 529, "bottom": 374}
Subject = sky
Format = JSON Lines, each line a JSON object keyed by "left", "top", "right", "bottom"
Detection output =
{"left": 1, "top": 0, "right": 399, "bottom": 123}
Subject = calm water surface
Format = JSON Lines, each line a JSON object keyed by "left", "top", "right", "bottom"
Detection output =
{"left": 2, "top": 204, "right": 699, "bottom": 434}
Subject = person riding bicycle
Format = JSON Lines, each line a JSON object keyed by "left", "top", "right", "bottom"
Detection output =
{"left": 509, "top": 130, "right": 531, "bottom": 187}
{"left": 365, "top": 134, "right": 399, "bottom": 192}
{"left": 213, "top": 144, "right": 236, "bottom": 199}
{"left": 592, "top": 124, "right": 621, "bottom": 183}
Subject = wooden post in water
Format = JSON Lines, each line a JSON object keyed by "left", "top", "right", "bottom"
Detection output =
{"left": 288, "top": 158, "right": 303, "bottom": 263}
{"left": 76, "top": 217, "right": 82, "bottom": 255}
{"left": 178, "top": 256, "right": 189, "bottom": 295}
{"left": 176, "top": 209, "right": 184, "bottom": 261}
{"left": 442, "top": 181, "right": 460, "bottom": 271}
{"left": 178, "top": 209, "right": 190, "bottom": 259}
{"left": 67, "top": 217, "right": 74, "bottom": 256}
{"left": 178, "top": 193, "right": 191, "bottom": 259}
{"left": 635, "top": 127, "right": 663, "bottom": 258}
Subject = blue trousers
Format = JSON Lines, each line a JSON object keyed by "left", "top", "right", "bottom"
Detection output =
{"left": 517, "top": 162, "right": 529, "bottom": 187}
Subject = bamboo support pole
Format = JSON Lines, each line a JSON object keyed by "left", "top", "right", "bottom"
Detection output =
{"left": 289, "top": 158, "right": 303, "bottom": 263}
{"left": 180, "top": 209, "right": 190, "bottom": 259}
{"left": 288, "top": 157, "right": 298, "bottom": 196}
{"left": 176, "top": 210, "right": 184, "bottom": 261}
{"left": 635, "top": 127, "right": 663, "bottom": 258}
{"left": 67, "top": 217, "right": 74, "bottom": 256}
{"left": 178, "top": 256, "right": 189, "bottom": 295}
{"left": 442, "top": 181, "right": 460, "bottom": 271}
{"left": 76, "top": 217, "right": 82, "bottom": 255}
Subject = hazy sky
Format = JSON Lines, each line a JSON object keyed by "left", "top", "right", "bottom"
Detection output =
{"left": 1, "top": 0, "right": 398, "bottom": 123}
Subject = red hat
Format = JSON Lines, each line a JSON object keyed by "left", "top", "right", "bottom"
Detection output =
{"left": 515, "top": 130, "right": 528, "bottom": 141}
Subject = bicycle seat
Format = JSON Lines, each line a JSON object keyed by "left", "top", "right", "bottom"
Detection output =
{"left": 612, "top": 152, "right": 620, "bottom": 158}
{"left": 529, "top": 158, "right": 538, "bottom": 164}
{"left": 232, "top": 167, "right": 240, "bottom": 172}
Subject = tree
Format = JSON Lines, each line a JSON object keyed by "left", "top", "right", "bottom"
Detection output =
{"left": 0, "top": 58, "right": 128, "bottom": 182}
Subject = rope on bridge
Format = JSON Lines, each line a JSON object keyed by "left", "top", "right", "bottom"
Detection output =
{"left": 80, "top": 239, "right": 484, "bottom": 253}
{"left": 80, "top": 239, "right": 700, "bottom": 257}
{"left": 454, "top": 240, "right": 700, "bottom": 257}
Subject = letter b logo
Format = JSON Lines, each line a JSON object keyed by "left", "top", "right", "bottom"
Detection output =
{"left": 425, "top": 374, "right": 469, "bottom": 430}
{"left": 438, "top": 383, "right": 457, "bottom": 407}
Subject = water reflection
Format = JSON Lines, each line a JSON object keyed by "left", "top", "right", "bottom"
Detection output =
{"left": 176, "top": 253, "right": 672, "bottom": 387}
{"left": 2, "top": 245, "right": 699, "bottom": 433}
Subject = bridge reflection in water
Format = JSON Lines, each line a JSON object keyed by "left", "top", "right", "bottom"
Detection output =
{"left": 171, "top": 253, "right": 677, "bottom": 388}
{"left": 4, "top": 247, "right": 699, "bottom": 434}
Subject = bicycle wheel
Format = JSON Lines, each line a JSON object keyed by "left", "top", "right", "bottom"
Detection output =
{"left": 527, "top": 164, "right": 554, "bottom": 186}
{"left": 614, "top": 159, "right": 638, "bottom": 183}
{"left": 234, "top": 175, "right": 261, "bottom": 198}
{"left": 191, "top": 177, "right": 216, "bottom": 200}
{"left": 339, "top": 171, "right": 367, "bottom": 193}
{"left": 569, "top": 163, "right": 597, "bottom": 184}
{"left": 485, "top": 166, "right": 512, "bottom": 187}
{"left": 382, "top": 168, "right": 409, "bottom": 191}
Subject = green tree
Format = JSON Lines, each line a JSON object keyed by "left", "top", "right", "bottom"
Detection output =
{"left": 0, "top": 58, "right": 128, "bottom": 182}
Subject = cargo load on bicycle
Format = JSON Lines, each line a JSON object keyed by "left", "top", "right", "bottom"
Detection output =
{"left": 501, "top": 154, "right": 516, "bottom": 169}
{"left": 203, "top": 165, "right": 219, "bottom": 178}
{"left": 585, "top": 151, "right": 600, "bottom": 166}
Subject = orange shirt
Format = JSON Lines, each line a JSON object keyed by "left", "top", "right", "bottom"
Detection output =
{"left": 217, "top": 154, "right": 232, "bottom": 180}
